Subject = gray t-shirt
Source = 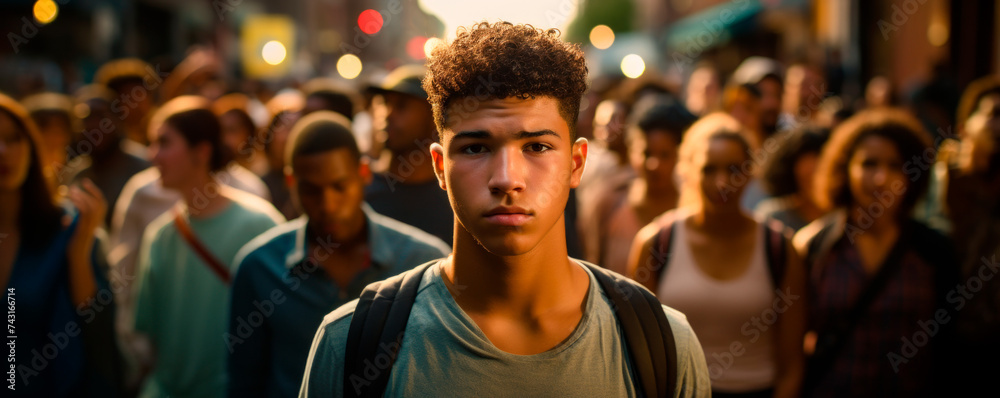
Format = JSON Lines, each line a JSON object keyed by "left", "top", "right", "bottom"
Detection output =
{"left": 299, "top": 260, "right": 711, "bottom": 397}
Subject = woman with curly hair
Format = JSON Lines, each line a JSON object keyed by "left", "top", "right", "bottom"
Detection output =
{"left": 628, "top": 112, "right": 806, "bottom": 398}
{"left": 755, "top": 126, "right": 829, "bottom": 231}
{"left": 0, "top": 92, "right": 122, "bottom": 396}
{"left": 793, "top": 108, "right": 958, "bottom": 397}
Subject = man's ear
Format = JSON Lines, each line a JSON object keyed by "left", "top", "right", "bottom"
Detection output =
{"left": 569, "top": 137, "right": 588, "bottom": 188}
{"left": 359, "top": 157, "right": 373, "bottom": 185}
{"left": 430, "top": 142, "right": 447, "bottom": 190}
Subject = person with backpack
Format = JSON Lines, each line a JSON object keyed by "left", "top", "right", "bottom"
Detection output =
{"left": 628, "top": 112, "right": 807, "bottom": 398}
{"left": 226, "top": 111, "right": 449, "bottom": 397}
{"left": 791, "top": 108, "right": 959, "bottom": 397}
{"left": 299, "top": 21, "right": 710, "bottom": 398}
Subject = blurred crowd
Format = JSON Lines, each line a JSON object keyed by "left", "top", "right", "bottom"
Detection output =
{"left": 1, "top": 38, "right": 999, "bottom": 397}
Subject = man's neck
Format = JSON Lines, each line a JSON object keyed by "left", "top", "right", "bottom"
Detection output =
{"left": 387, "top": 146, "right": 436, "bottom": 184}
{"left": 442, "top": 220, "right": 587, "bottom": 318}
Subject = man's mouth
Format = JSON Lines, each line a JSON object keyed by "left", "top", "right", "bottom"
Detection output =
{"left": 483, "top": 206, "right": 533, "bottom": 226}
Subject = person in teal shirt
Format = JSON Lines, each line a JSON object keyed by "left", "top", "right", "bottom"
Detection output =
{"left": 300, "top": 22, "right": 710, "bottom": 397}
{"left": 226, "top": 111, "right": 449, "bottom": 397}
{"left": 131, "top": 97, "right": 284, "bottom": 397}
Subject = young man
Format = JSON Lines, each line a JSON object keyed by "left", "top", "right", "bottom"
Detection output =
{"left": 226, "top": 111, "right": 449, "bottom": 397}
{"left": 300, "top": 22, "right": 709, "bottom": 397}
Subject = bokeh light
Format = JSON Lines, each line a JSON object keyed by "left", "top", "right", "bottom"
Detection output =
{"left": 423, "top": 37, "right": 444, "bottom": 58}
{"left": 621, "top": 54, "right": 645, "bottom": 78}
{"left": 358, "top": 10, "right": 384, "bottom": 35}
{"left": 407, "top": 36, "right": 428, "bottom": 60}
{"left": 261, "top": 40, "right": 287, "bottom": 65}
{"left": 337, "top": 54, "right": 363, "bottom": 79}
{"left": 33, "top": 0, "right": 58, "bottom": 25}
{"left": 589, "top": 25, "right": 615, "bottom": 50}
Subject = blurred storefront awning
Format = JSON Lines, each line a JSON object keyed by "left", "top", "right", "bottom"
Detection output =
{"left": 662, "top": 0, "right": 807, "bottom": 52}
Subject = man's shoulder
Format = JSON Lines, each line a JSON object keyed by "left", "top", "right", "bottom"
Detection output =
{"left": 316, "top": 299, "right": 359, "bottom": 343}
{"left": 369, "top": 209, "right": 451, "bottom": 255}
{"left": 233, "top": 218, "right": 305, "bottom": 272}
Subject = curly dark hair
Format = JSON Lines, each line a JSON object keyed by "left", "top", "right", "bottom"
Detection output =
{"left": 813, "top": 108, "right": 933, "bottom": 215}
{"left": 423, "top": 21, "right": 588, "bottom": 138}
{"left": 760, "top": 126, "right": 830, "bottom": 197}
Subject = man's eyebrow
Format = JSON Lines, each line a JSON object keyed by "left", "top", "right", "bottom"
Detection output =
{"left": 517, "top": 130, "right": 560, "bottom": 139}
{"left": 451, "top": 130, "right": 561, "bottom": 140}
{"left": 452, "top": 130, "right": 490, "bottom": 140}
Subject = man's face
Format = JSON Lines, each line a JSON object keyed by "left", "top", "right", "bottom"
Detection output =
{"left": 290, "top": 148, "right": 370, "bottom": 242}
{"left": 382, "top": 92, "right": 435, "bottom": 154}
{"left": 431, "top": 96, "right": 587, "bottom": 256}
{"left": 757, "top": 77, "right": 782, "bottom": 130}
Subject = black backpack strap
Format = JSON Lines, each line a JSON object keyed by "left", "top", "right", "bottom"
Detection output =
{"left": 651, "top": 218, "right": 678, "bottom": 289}
{"left": 762, "top": 218, "right": 792, "bottom": 289}
{"left": 585, "top": 262, "right": 676, "bottom": 398}
{"left": 343, "top": 261, "right": 436, "bottom": 397}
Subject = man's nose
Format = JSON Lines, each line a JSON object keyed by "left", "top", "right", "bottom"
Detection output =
{"left": 488, "top": 146, "right": 527, "bottom": 195}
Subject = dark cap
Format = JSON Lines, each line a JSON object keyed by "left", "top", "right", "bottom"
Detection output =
{"left": 369, "top": 64, "right": 427, "bottom": 100}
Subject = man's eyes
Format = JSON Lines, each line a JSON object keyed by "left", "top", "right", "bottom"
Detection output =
{"left": 458, "top": 143, "right": 553, "bottom": 155}
{"left": 461, "top": 144, "right": 488, "bottom": 154}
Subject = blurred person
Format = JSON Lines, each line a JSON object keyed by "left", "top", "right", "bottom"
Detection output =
{"left": 938, "top": 76, "right": 1000, "bottom": 396}
{"left": 722, "top": 83, "right": 764, "bottom": 146}
{"left": 66, "top": 84, "right": 151, "bottom": 227}
{"left": 131, "top": 98, "right": 284, "bottom": 398}
{"left": 589, "top": 95, "right": 695, "bottom": 275}
{"left": 108, "top": 96, "right": 272, "bottom": 388}
{"left": 213, "top": 93, "right": 268, "bottom": 176}
{"left": 628, "top": 112, "right": 806, "bottom": 398}
{"left": 364, "top": 64, "right": 454, "bottom": 244}
{"left": 159, "top": 47, "right": 226, "bottom": 102}
{"left": 685, "top": 62, "right": 722, "bottom": 116}
{"left": 576, "top": 98, "right": 635, "bottom": 262}
{"left": 779, "top": 64, "right": 826, "bottom": 131}
{"left": 813, "top": 97, "right": 854, "bottom": 130}
{"left": 226, "top": 111, "right": 448, "bottom": 398}
{"left": 863, "top": 76, "right": 895, "bottom": 109}
{"left": 792, "top": 108, "right": 958, "bottom": 397}
{"left": 94, "top": 58, "right": 160, "bottom": 147}
{"left": 300, "top": 21, "right": 710, "bottom": 397}
{"left": 301, "top": 78, "right": 373, "bottom": 158}
{"left": 0, "top": 92, "right": 123, "bottom": 396}
{"left": 259, "top": 90, "right": 305, "bottom": 220}
{"left": 731, "top": 57, "right": 784, "bottom": 137}
{"left": 906, "top": 61, "right": 960, "bottom": 144}
{"left": 21, "top": 92, "right": 78, "bottom": 185}
{"left": 755, "top": 127, "right": 830, "bottom": 231}
{"left": 301, "top": 77, "right": 361, "bottom": 118}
